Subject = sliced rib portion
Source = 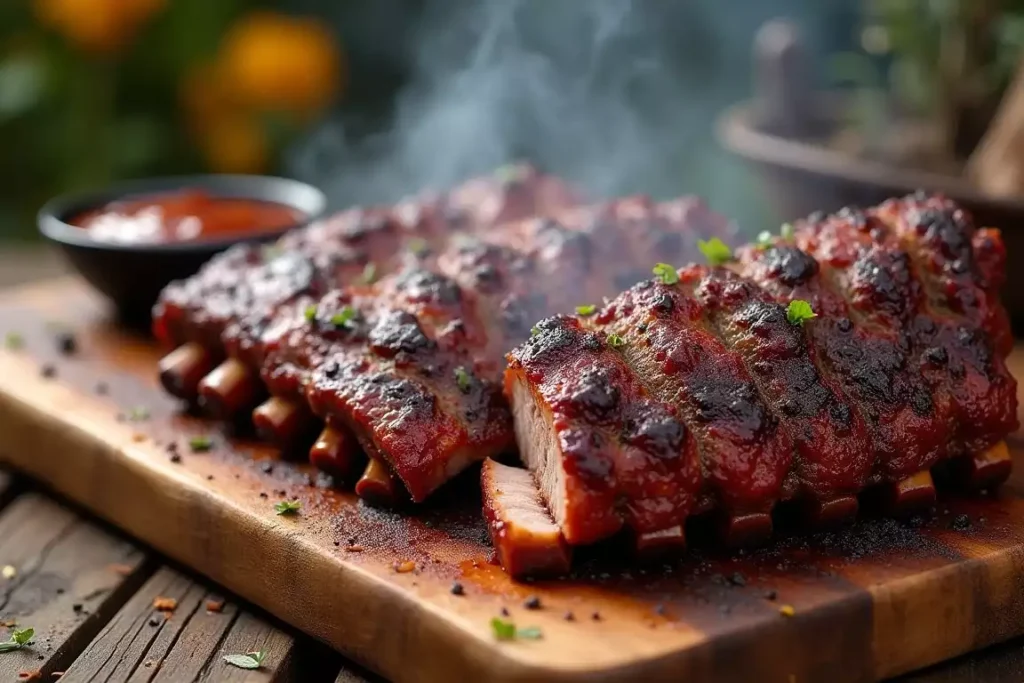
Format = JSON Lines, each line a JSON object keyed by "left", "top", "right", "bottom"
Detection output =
{"left": 505, "top": 192, "right": 1017, "bottom": 577}
{"left": 594, "top": 279, "right": 793, "bottom": 525}
{"left": 735, "top": 234, "right": 951, "bottom": 485}
{"left": 505, "top": 315, "right": 699, "bottom": 545}
{"left": 481, "top": 458, "right": 571, "bottom": 579}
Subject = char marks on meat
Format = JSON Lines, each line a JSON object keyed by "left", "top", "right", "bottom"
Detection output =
{"left": 153, "top": 167, "right": 737, "bottom": 502}
{"left": 505, "top": 193, "right": 1017, "bottom": 576}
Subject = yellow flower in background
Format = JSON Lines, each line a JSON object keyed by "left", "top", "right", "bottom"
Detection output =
{"left": 219, "top": 12, "right": 345, "bottom": 118}
{"left": 33, "top": 0, "right": 166, "bottom": 54}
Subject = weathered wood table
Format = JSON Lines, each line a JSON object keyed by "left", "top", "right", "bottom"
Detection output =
{"left": 0, "top": 466, "right": 1021, "bottom": 682}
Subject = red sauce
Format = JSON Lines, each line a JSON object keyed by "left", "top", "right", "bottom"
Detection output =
{"left": 71, "top": 189, "right": 303, "bottom": 244}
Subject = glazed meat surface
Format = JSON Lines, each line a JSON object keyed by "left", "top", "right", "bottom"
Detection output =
{"left": 504, "top": 193, "right": 1018, "bottom": 574}
{"left": 152, "top": 165, "right": 579, "bottom": 359}
{"left": 270, "top": 197, "right": 736, "bottom": 500}
{"left": 153, "top": 168, "right": 738, "bottom": 502}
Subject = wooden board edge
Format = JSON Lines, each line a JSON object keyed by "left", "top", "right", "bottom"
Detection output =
{"left": 0, "top": 353, "right": 666, "bottom": 683}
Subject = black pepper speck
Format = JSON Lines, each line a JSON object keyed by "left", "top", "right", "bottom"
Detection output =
{"left": 56, "top": 331, "right": 77, "bottom": 355}
{"left": 951, "top": 514, "right": 971, "bottom": 531}
{"left": 450, "top": 582, "right": 465, "bottom": 596}
{"left": 524, "top": 595, "right": 541, "bottom": 610}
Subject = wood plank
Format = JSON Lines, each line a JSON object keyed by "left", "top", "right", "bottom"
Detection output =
{"left": 0, "top": 492, "right": 150, "bottom": 681}
{"left": 3, "top": 279, "right": 1024, "bottom": 682}
{"left": 60, "top": 567, "right": 305, "bottom": 682}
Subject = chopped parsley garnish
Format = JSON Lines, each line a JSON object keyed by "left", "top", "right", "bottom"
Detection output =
{"left": 188, "top": 435, "right": 214, "bottom": 452}
{"left": 494, "top": 163, "right": 529, "bottom": 184}
{"left": 530, "top": 326, "right": 540, "bottom": 337}
{"left": 261, "top": 244, "right": 283, "bottom": 261}
{"left": 407, "top": 238, "right": 428, "bottom": 256}
{"left": 652, "top": 262, "right": 679, "bottom": 285}
{"left": 223, "top": 650, "right": 267, "bottom": 670}
{"left": 303, "top": 305, "right": 318, "bottom": 322}
{"left": 697, "top": 238, "right": 733, "bottom": 266}
{"left": 359, "top": 262, "right": 377, "bottom": 284}
{"left": 575, "top": 304, "right": 596, "bottom": 317}
{"left": 3, "top": 332, "right": 23, "bottom": 350}
{"left": 755, "top": 230, "right": 774, "bottom": 249}
{"left": 606, "top": 333, "right": 626, "bottom": 348}
{"left": 330, "top": 306, "right": 356, "bottom": 327}
{"left": 127, "top": 406, "right": 150, "bottom": 422}
{"left": 786, "top": 300, "right": 817, "bottom": 326}
{"left": 780, "top": 222, "right": 795, "bottom": 240}
{"left": 490, "top": 618, "right": 542, "bottom": 641}
{"left": 454, "top": 366, "right": 472, "bottom": 393}
{"left": 0, "top": 627, "right": 33, "bottom": 653}
{"left": 274, "top": 500, "right": 301, "bottom": 515}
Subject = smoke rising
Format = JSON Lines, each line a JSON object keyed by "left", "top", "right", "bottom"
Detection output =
{"left": 289, "top": 0, "right": 724, "bottom": 209}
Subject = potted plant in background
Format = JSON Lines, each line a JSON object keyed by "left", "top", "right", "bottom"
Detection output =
{"left": 718, "top": 0, "right": 1024, "bottom": 323}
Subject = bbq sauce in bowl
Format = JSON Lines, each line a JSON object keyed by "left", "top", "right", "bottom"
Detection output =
{"left": 39, "top": 174, "right": 326, "bottom": 325}
{"left": 71, "top": 189, "right": 304, "bottom": 245}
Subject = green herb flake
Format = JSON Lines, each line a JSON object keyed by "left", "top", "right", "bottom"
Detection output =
{"left": 454, "top": 366, "right": 472, "bottom": 393}
{"left": 606, "top": 333, "right": 626, "bottom": 348}
{"left": 224, "top": 650, "right": 267, "bottom": 670}
{"left": 303, "top": 305, "right": 318, "bottom": 323}
{"left": 0, "top": 627, "right": 34, "bottom": 653}
{"left": 274, "top": 500, "right": 301, "bottom": 516}
{"left": 490, "top": 617, "right": 517, "bottom": 640}
{"left": 359, "top": 262, "right": 377, "bottom": 284}
{"left": 330, "top": 306, "right": 356, "bottom": 327}
{"left": 697, "top": 238, "right": 733, "bottom": 266}
{"left": 408, "top": 238, "right": 429, "bottom": 256}
{"left": 3, "top": 332, "right": 23, "bottom": 350}
{"left": 651, "top": 263, "right": 679, "bottom": 285}
{"left": 755, "top": 230, "right": 774, "bottom": 250}
{"left": 575, "top": 304, "right": 596, "bottom": 317}
{"left": 128, "top": 406, "right": 150, "bottom": 422}
{"left": 780, "top": 223, "right": 795, "bottom": 240}
{"left": 494, "top": 163, "right": 529, "bottom": 184}
{"left": 489, "top": 618, "right": 542, "bottom": 641}
{"left": 188, "top": 435, "right": 214, "bottom": 452}
{"left": 530, "top": 326, "right": 540, "bottom": 337}
{"left": 786, "top": 300, "right": 817, "bottom": 326}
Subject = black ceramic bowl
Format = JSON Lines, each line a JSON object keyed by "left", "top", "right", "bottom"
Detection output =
{"left": 38, "top": 174, "right": 326, "bottom": 323}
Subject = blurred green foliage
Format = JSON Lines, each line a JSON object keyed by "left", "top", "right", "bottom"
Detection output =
{"left": 831, "top": 0, "right": 1024, "bottom": 161}
{"left": 0, "top": 0, "right": 311, "bottom": 240}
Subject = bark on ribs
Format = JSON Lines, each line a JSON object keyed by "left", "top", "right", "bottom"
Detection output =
{"left": 153, "top": 169, "right": 737, "bottom": 502}
{"left": 153, "top": 166, "right": 580, "bottom": 404}
{"left": 503, "top": 193, "right": 1017, "bottom": 577}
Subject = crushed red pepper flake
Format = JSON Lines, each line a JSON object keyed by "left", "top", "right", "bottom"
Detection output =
{"left": 153, "top": 597, "right": 177, "bottom": 612}
{"left": 345, "top": 545, "right": 364, "bottom": 553}
{"left": 17, "top": 671, "right": 41, "bottom": 681}
{"left": 205, "top": 600, "right": 225, "bottom": 613}
{"left": 108, "top": 564, "right": 133, "bottom": 576}
{"left": 393, "top": 560, "right": 416, "bottom": 573}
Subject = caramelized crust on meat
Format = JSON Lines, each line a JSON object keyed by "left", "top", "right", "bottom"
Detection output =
{"left": 505, "top": 193, "right": 1018, "bottom": 564}
{"left": 154, "top": 168, "right": 738, "bottom": 503}
{"left": 279, "top": 201, "right": 734, "bottom": 501}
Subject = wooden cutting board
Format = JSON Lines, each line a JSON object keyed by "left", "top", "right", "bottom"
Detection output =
{"left": 1, "top": 278, "right": 1023, "bottom": 683}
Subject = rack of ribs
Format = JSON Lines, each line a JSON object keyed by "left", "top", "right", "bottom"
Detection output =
{"left": 153, "top": 165, "right": 738, "bottom": 503}
{"left": 499, "top": 192, "right": 1018, "bottom": 578}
